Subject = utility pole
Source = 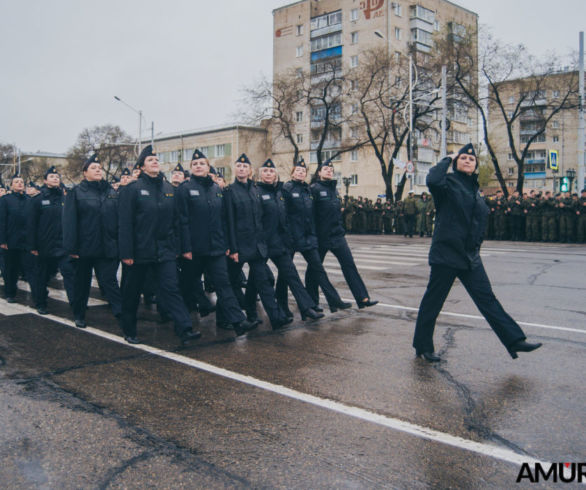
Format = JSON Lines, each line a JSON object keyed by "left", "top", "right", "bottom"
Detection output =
{"left": 578, "top": 31, "right": 585, "bottom": 192}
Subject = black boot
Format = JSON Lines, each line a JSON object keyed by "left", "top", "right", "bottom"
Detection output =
{"left": 357, "top": 299, "right": 379, "bottom": 309}
{"left": 301, "top": 308, "right": 324, "bottom": 321}
{"left": 329, "top": 301, "right": 352, "bottom": 313}
{"left": 508, "top": 340, "right": 542, "bottom": 359}
{"left": 416, "top": 351, "right": 441, "bottom": 362}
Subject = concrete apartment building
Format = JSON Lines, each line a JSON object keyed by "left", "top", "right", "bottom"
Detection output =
{"left": 488, "top": 70, "right": 584, "bottom": 194}
{"left": 148, "top": 124, "right": 269, "bottom": 182}
{"left": 272, "top": 0, "right": 478, "bottom": 199}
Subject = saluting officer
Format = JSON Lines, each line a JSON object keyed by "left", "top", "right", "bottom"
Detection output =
{"left": 176, "top": 149, "right": 255, "bottom": 336}
{"left": 279, "top": 158, "right": 350, "bottom": 313}
{"left": 0, "top": 173, "right": 32, "bottom": 302}
{"left": 26, "top": 166, "right": 75, "bottom": 314}
{"left": 118, "top": 145, "right": 200, "bottom": 344}
{"left": 63, "top": 154, "right": 122, "bottom": 328}
{"left": 249, "top": 159, "right": 324, "bottom": 322}
{"left": 225, "top": 153, "right": 290, "bottom": 330}
{"left": 309, "top": 160, "right": 378, "bottom": 309}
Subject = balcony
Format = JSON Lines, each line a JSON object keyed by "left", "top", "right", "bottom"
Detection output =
{"left": 527, "top": 158, "right": 546, "bottom": 164}
{"left": 310, "top": 23, "right": 342, "bottom": 39}
{"left": 409, "top": 41, "right": 432, "bottom": 53}
{"left": 311, "top": 70, "right": 343, "bottom": 84}
{"left": 310, "top": 139, "right": 341, "bottom": 150}
{"left": 520, "top": 98, "right": 547, "bottom": 108}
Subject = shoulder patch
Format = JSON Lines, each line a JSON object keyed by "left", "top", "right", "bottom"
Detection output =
{"left": 190, "top": 190, "right": 200, "bottom": 196}
{"left": 140, "top": 189, "right": 150, "bottom": 196}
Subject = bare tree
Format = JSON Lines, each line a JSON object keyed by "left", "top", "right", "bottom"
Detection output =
{"left": 439, "top": 29, "right": 579, "bottom": 196}
{"left": 66, "top": 125, "right": 134, "bottom": 182}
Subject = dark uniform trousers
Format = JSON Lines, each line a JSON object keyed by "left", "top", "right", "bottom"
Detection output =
{"left": 276, "top": 248, "right": 342, "bottom": 309}
{"left": 413, "top": 262, "right": 526, "bottom": 354}
{"left": 248, "top": 252, "right": 314, "bottom": 316}
{"left": 228, "top": 255, "right": 285, "bottom": 324}
{"left": 32, "top": 255, "right": 75, "bottom": 308}
{"left": 72, "top": 258, "right": 121, "bottom": 320}
{"left": 404, "top": 214, "right": 416, "bottom": 237}
{"left": 120, "top": 261, "right": 192, "bottom": 338}
{"left": 3, "top": 249, "right": 32, "bottom": 299}
{"left": 188, "top": 255, "right": 244, "bottom": 324}
{"left": 308, "top": 240, "right": 368, "bottom": 305}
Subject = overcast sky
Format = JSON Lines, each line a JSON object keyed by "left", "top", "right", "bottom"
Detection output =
{"left": 1, "top": 0, "right": 584, "bottom": 154}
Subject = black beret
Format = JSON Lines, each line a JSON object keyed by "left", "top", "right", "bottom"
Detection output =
{"left": 209, "top": 166, "right": 217, "bottom": 175}
{"left": 192, "top": 149, "right": 206, "bottom": 160}
{"left": 236, "top": 153, "right": 251, "bottom": 165}
{"left": 172, "top": 163, "right": 184, "bottom": 173}
{"left": 293, "top": 157, "right": 306, "bottom": 169}
{"left": 318, "top": 159, "right": 333, "bottom": 169}
{"left": 136, "top": 144, "right": 156, "bottom": 168}
{"left": 83, "top": 153, "right": 99, "bottom": 171}
{"left": 183, "top": 170, "right": 190, "bottom": 179}
{"left": 44, "top": 166, "right": 59, "bottom": 178}
{"left": 453, "top": 143, "right": 477, "bottom": 171}
{"left": 262, "top": 159, "right": 276, "bottom": 168}
{"left": 121, "top": 168, "right": 131, "bottom": 176}
{"left": 111, "top": 176, "right": 120, "bottom": 183}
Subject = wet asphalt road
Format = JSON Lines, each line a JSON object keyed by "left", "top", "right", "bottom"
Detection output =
{"left": 0, "top": 236, "right": 584, "bottom": 488}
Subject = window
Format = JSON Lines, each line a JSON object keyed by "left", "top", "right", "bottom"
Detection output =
{"left": 350, "top": 9, "right": 358, "bottom": 21}
{"left": 296, "top": 68, "right": 303, "bottom": 77}
{"left": 350, "top": 127, "right": 359, "bottom": 138}
{"left": 310, "top": 10, "right": 342, "bottom": 31}
{"left": 350, "top": 174, "right": 358, "bottom": 185}
{"left": 296, "top": 111, "right": 303, "bottom": 122}
{"left": 216, "top": 167, "right": 226, "bottom": 177}
{"left": 394, "top": 27, "right": 402, "bottom": 40}
{"left": 434, "top": 20, "right": 440, "bottom": 31}
{"left": 310, "top": 32, "right": 342, "bottom": 51}
{"left": 296, "top": 24, "right": 304, "bottom": 36}
{"left": 351, "top": 150, "right": 358, "bottom": 161}
{"left": 507, "top": 153, "right": 513, "bottom": 161}
{"left": 351, "top": 31, "right": 359, "bottom": 44}
{"left": 170, "top": 150, "right": 179, "bottom": 162}
{"left": 394, "top": 3, "right": 402, "bottom": 16}
{"left": 350, "top": 79, "right": 358, "bottom": 91}
{"left": 296, "top": 134, "right": 303, "bottom": 144}
{"left": 552, "top": 120, "right": 559, "bottom": 129}
{"left": 215, "top": 144, "right": 225, "bottom": 158}
{"left": 508, "top": 96, "right": 515, "bottom": 104}
{"left": 350, "top": 55, "right": 358, "bottom": 68}
{"left": 410, "top": 5, "right": 435, "bottom": 23}
{"left": 553, "top": 135, "right": 559, "bottom": 142}
{"left": 310, "top": 150, "right": 342, "bottom": 163}
{"left": 328, "top": 11, "right": 342, "bottom": 25}
{"left": 552, "top": 90, "right": 560, "bottom": 98}
{"left": 394, "top": 51, "right": 401, "bottom": 63}
{"left": 296, "top": 45, "right": 303, "bottom": 57}
{"left": 507, "top": 111, "right": 513, "bottom": 119}
{"left": 411, "top": 28, "right": 433, "bottom": 46}
{"left": 351, "top": 103, "right": 359, "bottom": 114}
{"left": 507, "top": 167, "right": 515, "bottom": 176}
{"left": 183, "top": 148, "right": 193, "bottom": 162}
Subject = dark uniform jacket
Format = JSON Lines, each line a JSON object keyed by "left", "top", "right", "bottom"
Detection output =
{"left": 225, "top": 179, "right": 267, "bottom": 262}
{"left": 257, "top": 181, "right": 291, "bottom": 257}
{"left": 26, "top": 185, "right": 66, "bottom": 257}
{"left": 427, "top": 157, "right": 489, "bottom": 270}
{"left": 63, "top": 180, "right": 118, "bottom": 258}
{"left": 177, "top": 175, "right": 228, "bottom": 257}
{"left": 0, "top": 192, "right": 28, "bottom": 249}
{"left": 310, "top": 179, "right": 346, "bottom": 249}
{"left": 118, "top": 173, "right": 180, "bottom": 264}
{"left": 281, "top": 180, "right": 318, "bottom": 252}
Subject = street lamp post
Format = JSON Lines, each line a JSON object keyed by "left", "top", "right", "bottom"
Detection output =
{"left": 342, "top": 176, "right": 351, "bottom": 200}
{"left": 566, "top": 168, "right": 576, "bottom": 193}
{"left": 114, "top": 96, "right": 143, "bottom": 154}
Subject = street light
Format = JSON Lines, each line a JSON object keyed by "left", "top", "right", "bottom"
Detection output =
{"left": 566, "top": 168, "right": 576, "bottom": 192}
{"left": 114, "top": 96, "right": 143, "bottom": 154}
{"left": 342, "top": 176, "right": 351, "bottom": 200}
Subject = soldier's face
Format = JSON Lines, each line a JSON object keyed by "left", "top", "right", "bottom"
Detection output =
{"left": 120, "top": 175, "right": 131, "bottom": 186}
{"left": 234, "top": 162, "right": 251, "bottom": 180}
{"left": 142, "top": 156, "right": 160, "bottom": 176}
{"left": 45, "top": 173, "right": 60, "bottom": 188}
{"left": 11, "top": 178, "right": 25, "bottom": 192}
{"left": 171, "top": 171, "right": 184, "bottom": 184}
{"left": 456, "top": 154, "right": 476, "bottom": 175}
{"left": 260, "top": 167, "right": 277, "bottom": 184}
{"left": 84, "top": 163, "right": 103, "bottom": 182}
{"left": 191, "top": 159, "right": 209, "bottom": 177}
{"left": 0, "top": 188, "right": 5, "bottom": 197}
{"left": 319, "top": 166, "right": 334, "bottom": 180}
{"left": 132, "top": 169, "right": 141, "bottom": 180}
{"left": 292, "top": 166, "right": 307, "bottom": 181}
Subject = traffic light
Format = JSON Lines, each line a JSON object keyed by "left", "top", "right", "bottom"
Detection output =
{"left": 560, "top": 177, "right": 569, "bottom": 192}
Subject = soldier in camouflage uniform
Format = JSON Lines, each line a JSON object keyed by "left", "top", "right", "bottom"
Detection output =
{"left": 395, "top": 200, "right": 404, "bottom": 235}
{"left": 577, "top": 189, "right": 586, "bottom": 243}
{"left": 424, "top": 196, "right": 435, "bottom": 237}
{"left": 402, "top": 191, "right": 418, "bottom": 238}
{"left": 382, "top": 200, "right": 393, "bottom": 234}
{"left": 415, "top": 193, "right": 428, "bottom": 237}
{"left": 485, "top": 193, "right": 496, "bottom": 239}
{"left": 541, "top": 191, "right": 558, "bottom": 242}
{"left": 492, "top": 190, "right": 507, "bottom": 240}
{"left": 523, "top": 190, "right": 540, "bottom": 241}
{"left": 373, "top": 198, "right": 383, "bottom": 234}
{"left": 507, "top": 191, "right": 524, "bottom": 241}
{"left": 342, "top": 196, "right": 354, "bottom": 233}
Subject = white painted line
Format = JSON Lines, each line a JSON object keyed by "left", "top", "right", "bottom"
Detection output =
{"left": 0, "top": 298, "right": 548, "bottom": 468}
{"left": 346, "top": 300, "right": 586, "bottom": 335}
{"left": 17, "top": 281, "right": 107, "bottom": 306}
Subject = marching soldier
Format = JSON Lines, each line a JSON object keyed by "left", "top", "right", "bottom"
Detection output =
{"left": 309, "top": 160, "right": 377, "bottom": 309}
{"left": 118, "top": 145, "right": 201, "bottom": 344}
{"left": 63, "top": 154, "right": 122, "bottom": 328}
{"left": 26, "top": 166, "right": 75, "bottom": 314}
{"left": 0, "top": 173, "right": 32, "bottom": 302}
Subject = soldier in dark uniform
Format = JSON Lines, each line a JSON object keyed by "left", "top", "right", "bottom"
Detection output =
{"left": 279, "top": 159, "right": 350, "bottom": 313}
{"left": 119, "top": 168, "right": 132, "bottom": 187}
{"left": 523, "top": 190, "right": 539, "bottom": 241}
{"left": 507, "top": 191, "right": 524, "bottom": 241}
{"left": 382, "top": 200, "right": 393, "bottom": 234}
{"left": 353, "top": 196, "right": 367, "bottom": 234}
{"left": 0, "top": 173, "right": 32, "bottom": 302}
{"left": 131, "top": 162, "right": 141, "bottom": 181}
{"left": 540, "top": 191, "right": 557, "bottom": 242}
{"left": 373, "top": 198, "right": 383, "bottom": 234}
{"left": 309, "top": 160, "right": 378, "bottom": 309}
{"left": 577, "top": 189, "right": 586, "bottom": 243}
{"left": 63, "top": 154, "right": 122, "bottom": 328}
{"left": 493, "top": 190, "right": 507, "bottom": 240}
{"left": 413, "top": 144, "right": 542, "bottom": 362}
{"left": 248, "top": 159, "right": 323, "bottom": 322}
{"left": 118, "top": 145, "right": 201, "bottom": 344}
{"left": 170, "top": 163, "right": 185, "bottom": 187}
{"left": 26, "top": 166, "right": 74, "bottom": 314}
{"left": 225, "top": 153, "right": 290, "bottom": 330}
{"left": 395, "top": 199, "right": 404, "bottom": 235}
{"left": 176, "top": 149, "right": 255, "bottom": 336}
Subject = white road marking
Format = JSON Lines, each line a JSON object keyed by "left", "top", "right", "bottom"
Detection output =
{"left": 0, "top": 298, "right": 548, "bottom": 468}
{"left": 16, "top": 280, "right": 107, "bottom": 306}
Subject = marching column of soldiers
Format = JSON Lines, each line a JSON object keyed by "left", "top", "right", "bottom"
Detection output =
{"left": 0, "top": 147, "right": 379, "bottom": 345}
{"left": 342, "top": 188, "right": 586, "bottom": 243}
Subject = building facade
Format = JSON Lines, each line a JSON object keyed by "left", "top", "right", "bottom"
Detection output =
{"left": 488, "top": 70, "right": 584, "bottom": 194}
{"left": 146, "top": 124, "right": 269, "bottom": 182}
{"left": 272, "top": 0, "right": 478, "bottom": 199}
